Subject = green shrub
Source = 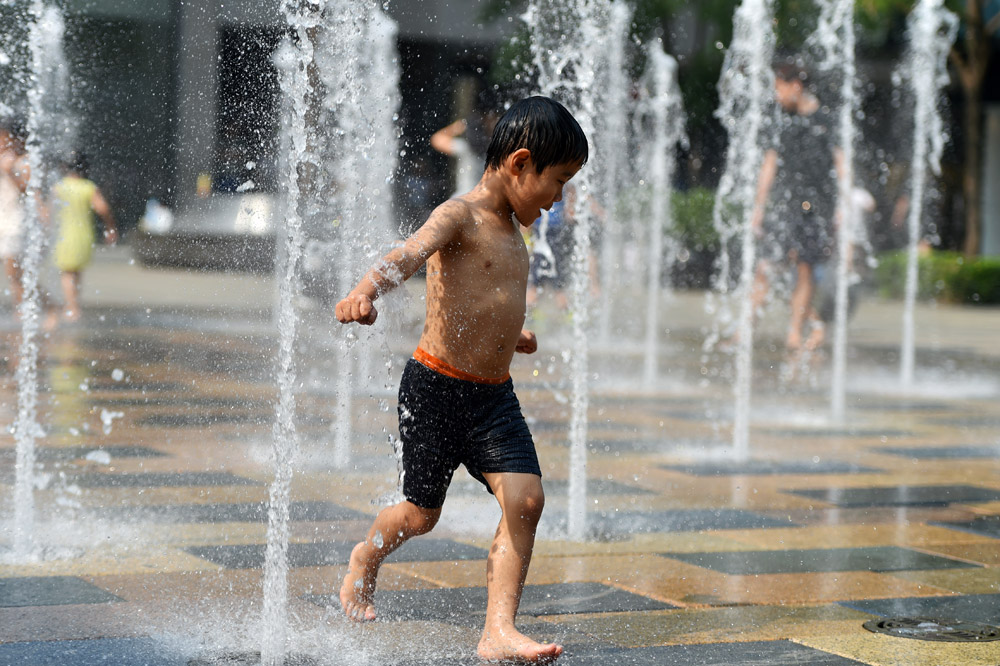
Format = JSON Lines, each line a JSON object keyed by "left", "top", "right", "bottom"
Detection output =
{"left": 671, "top": 187, "right": 719, "bottom": 251}
{"left": 874, "top": 250, "right": 1000, "bottom": 304}
{"left": 618, "top": 185, "right": 719, "bottom": 248}
{"left": 951, "top": 256, "right": 1000, "bottom": 304}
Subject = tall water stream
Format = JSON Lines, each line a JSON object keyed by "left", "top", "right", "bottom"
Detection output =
{"left": 811, "top": 0, "right": 859, "bottom": 421}
{"left": 12, "top": 1, "right": 70, "bottom": 561}
{"left": 262, "top": 2, "right": 399, "bottom": 662}
{"left": 899, "top": 0, "right": 958, "bottom": 388}
{"left": 707, "top": 0, "right": 775, "bottom": 460}
{"left": 525, "top": 0, "right": 633, "bottom": 540}
{"left": 260, "top": 3, "right": 315, "bottom": 662}
{"left": 637, "top": 44, "right": 684, "bottom": 388}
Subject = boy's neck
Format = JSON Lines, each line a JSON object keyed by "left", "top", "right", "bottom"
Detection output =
{"left": 470, "top": 169, "right": 516, "bottom": 224}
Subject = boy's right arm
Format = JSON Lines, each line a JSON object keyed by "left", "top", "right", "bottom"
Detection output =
{"left": 335, "top": 199, "right": 467, "bottom": 325}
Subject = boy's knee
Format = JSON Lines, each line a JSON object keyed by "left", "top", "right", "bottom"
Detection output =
{"left": 517, "top": 485, "right": 545, "bottom": 523}
{"left": 405, "top": 503, "right": 441, "bottom": 535}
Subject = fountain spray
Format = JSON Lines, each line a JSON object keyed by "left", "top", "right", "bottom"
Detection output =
{"left": 262, "top": 2, "right": 318, "bottom": 662}
{"left": 810, "top": 0, "right": 859, "bottom": 421}
{"left": 314, "top": 3, "right": 400, "bottom": 469}
{"left": 707, "top": 0, "right": 775, "bottom": 461}
{"left": 262, "top": 3, "right": 400, "bottom": 660}
{"left": 899, "top": 0, "right": 957, "bottom": 388}
{"left": 637, "top": 43, "right": 685, "bottom": 389}
{"left": 13, "top": 1, "right": 68, "bottom": 560}
{"left": 525, "top": 0, "right": 613, "bottom": 540}
{"left": 595, "top": 3, "right": 632, "bottom": 346}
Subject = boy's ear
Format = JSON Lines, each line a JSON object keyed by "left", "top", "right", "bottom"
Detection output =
{"left": 508, "top": 148, "right": 532, "bottom": 175}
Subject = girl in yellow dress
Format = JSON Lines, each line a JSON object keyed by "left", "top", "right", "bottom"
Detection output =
{"left": 50, "top": 153, "right": 118, "bottom": 322}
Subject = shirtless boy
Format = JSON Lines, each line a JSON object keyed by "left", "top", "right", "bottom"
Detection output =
{"left": 335, "top": 96, "right": 587, "bottom": 664}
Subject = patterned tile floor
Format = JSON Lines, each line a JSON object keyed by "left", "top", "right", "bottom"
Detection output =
{"left": 1, "top": 261, "right": 1000, "bottom": 665}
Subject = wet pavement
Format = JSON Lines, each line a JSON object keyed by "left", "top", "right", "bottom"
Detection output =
{"left": 1, "top": 246, "right": 1000, "bottom": 665}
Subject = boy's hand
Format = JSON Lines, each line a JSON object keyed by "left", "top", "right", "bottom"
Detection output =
{"left": 515, "top": 329, "right": 537, "bottom": 354}
{"left": 335, "top": 294, "right": 378, "bottom": 325}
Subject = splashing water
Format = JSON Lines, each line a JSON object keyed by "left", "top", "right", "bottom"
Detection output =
{"left": 99, "top": 409, "right": 124, "bottom": 435}
{"left": 810, "top": 0, "right": 859, "bottom": 421}
{"left": 525, "top": 0, "right": 621, "bottom": 541}
{"left": 12, "top": 1, "right": 68, "bottom": 561}
{"left": 636, "top": 43, "right": 685, "bottom": 388}
{"left": 594, "top": 2, "right": 632, "bottom": 346}
{"left": 314, "top": 4, "right": 400, "bottom": 468}
{"left": 261, "top": 3, "right": 400, "bottom": 662}
{"left": 261, "top": 4, "right": 315, "bottom": 663}
{"left": 706, "top": 0, "right": 776, "bottom": 461}
{"left": 898, "top": 0, "right": 958, "bottom": 387}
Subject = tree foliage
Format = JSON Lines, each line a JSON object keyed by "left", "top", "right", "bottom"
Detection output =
{"left": 481, "top": 0, "right": 996, "bottom": 252}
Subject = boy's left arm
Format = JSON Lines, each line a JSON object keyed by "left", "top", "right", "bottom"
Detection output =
{"left": 516, "top": 329, "right": 537, "bottom": 354}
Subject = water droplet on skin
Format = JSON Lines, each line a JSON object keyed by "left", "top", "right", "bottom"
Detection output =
{"left": 372, "top": 531, "right": 384, "bottom": 549}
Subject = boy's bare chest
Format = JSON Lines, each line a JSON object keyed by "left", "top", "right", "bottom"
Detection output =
{"left": 448, "top": 224, "right": 528, "bottom": 278}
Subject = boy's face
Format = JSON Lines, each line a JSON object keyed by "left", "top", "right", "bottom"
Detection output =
{"left": 512, "top": 157, "right": 582, "bottom": 226}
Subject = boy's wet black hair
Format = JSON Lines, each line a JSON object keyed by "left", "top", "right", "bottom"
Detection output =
{"left": 484, "top": 96, "right": 588, "bottom": 173}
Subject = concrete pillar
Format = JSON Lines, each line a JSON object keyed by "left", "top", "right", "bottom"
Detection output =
{"left": 174, "top": 1, "right": 219, "bottom": 210}
{"left": 982, "top": 104, "right": 1000, "bottom": 256}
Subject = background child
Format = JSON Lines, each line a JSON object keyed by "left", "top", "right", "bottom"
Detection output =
{"left": 50, "top": 152, "right": 118, "bottom": 322}
{"left": 0, "top": 119, "right": 29, "bottom": 312}
{"left": 335, "top": 96, "right": 587, "bottom": 664}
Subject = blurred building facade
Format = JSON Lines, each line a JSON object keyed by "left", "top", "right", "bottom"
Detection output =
{"left": 35, "top": 0, "right": 512, "bottom": 238}
{"left": 4, "top": 0, "right": 998, "bottom": 255}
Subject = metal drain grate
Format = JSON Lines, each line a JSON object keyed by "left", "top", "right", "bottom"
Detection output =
{"left": 863, "top": 617, "right": 1000, "bottom": 642}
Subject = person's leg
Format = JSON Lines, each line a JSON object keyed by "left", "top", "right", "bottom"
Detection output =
{"left": 477, "top": 471, "right": 562, "bottom": 663}
{"left": 751, "top": 259, "right": 771, "bottom": 317}
{"left": 803, "top": 306, "right": 825, "bottom": 351}
{"left": 721, "top": 259, "right": 770, "bottom": 350}
{"left": 787, "top": 260, "right": 814, "bottom": 350}
{"left": 4, "top": 256, "right": 22, "bottom": 312}
{"left": 60, "top": 271, "right": 81, "bottom": 321}
{"left": 340, "top": 500, "right": 441, "bottom": 622}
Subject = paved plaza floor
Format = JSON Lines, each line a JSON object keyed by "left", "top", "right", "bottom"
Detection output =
{"left": 1, "top": 247, "right": 999, "bottom": 665}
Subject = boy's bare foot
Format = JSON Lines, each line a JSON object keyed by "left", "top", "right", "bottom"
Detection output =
{"left": 785, "top": 328, "right": 802, "bottom": 351}
{"left": 339, "top": 542, "right": 377, "bottom": 622}
{"left": 478, "top": 627, "right": 563, "bottom": 664}
{"left": 803, "top": 323, "right": 825, "bottom": 351}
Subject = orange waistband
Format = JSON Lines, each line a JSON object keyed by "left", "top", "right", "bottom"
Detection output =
{"left": 413, "top": 347, "right": 510, "bottom": 385}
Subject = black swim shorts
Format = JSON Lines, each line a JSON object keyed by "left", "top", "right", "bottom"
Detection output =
{"left": 397, "top": 353, "right": 541, "bottom": 509}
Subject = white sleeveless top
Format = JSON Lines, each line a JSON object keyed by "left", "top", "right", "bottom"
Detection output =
{"left": 0, "top": 154, "right": 25, "bottom": 258}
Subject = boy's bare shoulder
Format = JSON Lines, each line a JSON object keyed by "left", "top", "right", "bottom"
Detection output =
{"left": 430, "top": 197, "right": 476, "bottom": 224}
{"left": 419, "top": 197, "right": 479, "bottom": 241}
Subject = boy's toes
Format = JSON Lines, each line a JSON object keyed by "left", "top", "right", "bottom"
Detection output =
{"left": 343, "top": 600, "right": 376, "bottom": 623}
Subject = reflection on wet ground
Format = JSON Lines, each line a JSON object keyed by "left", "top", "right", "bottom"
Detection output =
{"left": 1, "top": 291, "right": 999, "bottom": 665}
